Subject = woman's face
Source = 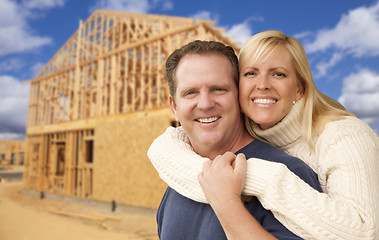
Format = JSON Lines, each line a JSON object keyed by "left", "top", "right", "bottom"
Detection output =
{"left": 239, "top": 46, "right": 303, "bottom": 129}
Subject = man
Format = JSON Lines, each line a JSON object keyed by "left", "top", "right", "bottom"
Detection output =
{"left": 153, "top": 40, "right": 321, "bottom": 239}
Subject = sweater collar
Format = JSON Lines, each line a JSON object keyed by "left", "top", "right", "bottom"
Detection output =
{"left": 250, "top": 99, "right": 303, "bottom": 148}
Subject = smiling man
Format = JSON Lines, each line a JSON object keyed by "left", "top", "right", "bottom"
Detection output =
{"left": 168, "top": 47, "right": 250, "bottom": 160}
{"left": 153, "top": 40, "right": 321, "bottom": 240}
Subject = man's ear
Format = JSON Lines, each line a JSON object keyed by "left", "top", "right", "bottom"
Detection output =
{"left": 169, "top": 95, "right": 179, "bottom": 121}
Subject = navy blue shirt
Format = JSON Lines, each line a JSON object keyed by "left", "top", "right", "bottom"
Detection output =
{"left": 157, "top": 139, "right": 322, "bottom": 240}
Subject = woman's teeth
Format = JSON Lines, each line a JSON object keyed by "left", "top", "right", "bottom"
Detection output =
{"left": 253, "top": 99, "right": 277, "bottom": 104}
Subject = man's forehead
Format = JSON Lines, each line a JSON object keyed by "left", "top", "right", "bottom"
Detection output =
{"left": 176, "top": 54, "right": 235, "bottom": 89}
{"left": 176, "top": 53, "right": 231, "bottom": 75}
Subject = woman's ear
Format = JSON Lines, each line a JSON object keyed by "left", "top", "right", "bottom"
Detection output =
{"left": 295, "top": 83, "right": 304, "bottom": 101}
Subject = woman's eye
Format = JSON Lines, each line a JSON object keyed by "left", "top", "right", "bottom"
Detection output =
{"left": 274, "top": 72, "right": 286, "bottom": 77}
{"left": 243, "top": 72, "right": 255, "bottom": 77}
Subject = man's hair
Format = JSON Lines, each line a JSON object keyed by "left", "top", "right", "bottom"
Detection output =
{"left": 166, "top": 40, "right": 239, "bottom": 101}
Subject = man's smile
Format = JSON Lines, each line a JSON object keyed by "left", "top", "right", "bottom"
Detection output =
{"left": 195, "top": 116, "right": 221, "bottom": 123}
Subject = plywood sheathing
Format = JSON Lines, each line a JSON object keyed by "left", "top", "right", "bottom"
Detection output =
{"left": 93, "top": 108, "right": 171, "bottom": 209}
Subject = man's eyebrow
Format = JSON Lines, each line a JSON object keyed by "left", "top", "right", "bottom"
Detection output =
{"left": 179, "top": 87, "right": 196, "bottom": 94}
{"left": 211, "top": 83, "right": 230, "bottom": 89}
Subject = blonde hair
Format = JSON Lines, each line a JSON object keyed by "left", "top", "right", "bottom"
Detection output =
{"left": 239, "top": 30, "right": 354, "bottom": 148}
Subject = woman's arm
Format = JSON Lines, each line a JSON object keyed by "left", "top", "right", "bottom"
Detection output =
{"left": 198, "top": 152, "right": 277, "bottom": 240}
{"left": 258, "top": 120, "right": 379, "bottom": 240}
{"left": 148, "top": 127, "right": 208, "bottom": 202}
{"left": 147, "top": 125, "right": 379, "bottom": 239}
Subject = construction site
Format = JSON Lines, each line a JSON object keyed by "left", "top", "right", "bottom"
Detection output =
{"left": 0, "top": 140, "right": 25, "bottom": 166}
{"left": 18, "top": 10, "right": 240, "bottom": 210}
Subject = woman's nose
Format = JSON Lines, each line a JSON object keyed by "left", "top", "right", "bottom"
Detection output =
{"left": 256, "top": 75, "right": 271, "bottom": 90}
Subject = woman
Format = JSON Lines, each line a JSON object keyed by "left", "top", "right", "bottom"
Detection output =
{"left": 148, "top": 31, "right": 379, "bottom": 239}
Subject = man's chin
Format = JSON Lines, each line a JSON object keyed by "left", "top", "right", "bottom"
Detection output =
{"left": 193, "top": 134, "right": 222, "bottom": 147}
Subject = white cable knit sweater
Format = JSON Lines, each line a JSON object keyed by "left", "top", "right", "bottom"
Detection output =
{"left": 147, "top": 102, "right": 379, "bottom": 240}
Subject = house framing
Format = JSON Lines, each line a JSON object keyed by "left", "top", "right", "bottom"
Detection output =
{"left": 0, "top": 140, "right": 25, "bottom": 166}
{"left": 24, "top": 10, "right": 240, "bottom": 209}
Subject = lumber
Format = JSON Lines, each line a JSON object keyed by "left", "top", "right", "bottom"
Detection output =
{"left": 48, "top": 209, "right": 121, "bottom": 222}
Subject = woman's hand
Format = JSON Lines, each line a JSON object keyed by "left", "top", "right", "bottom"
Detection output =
{"left": 198, "top": 153, "right": 277, "bottom": 240}
{"left": 198, "top": 152, "right": 247, "bottom": 208}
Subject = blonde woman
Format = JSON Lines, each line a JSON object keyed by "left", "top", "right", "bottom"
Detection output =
{"left": 148, "top": 31, "right": 379, "bottom": 239}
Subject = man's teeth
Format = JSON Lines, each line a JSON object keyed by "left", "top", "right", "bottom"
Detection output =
{"left": 197, "top": 117, "right": 220, "bottom": 123}
{"left": 253, "top": 98, "right": 277, "bottom": 104}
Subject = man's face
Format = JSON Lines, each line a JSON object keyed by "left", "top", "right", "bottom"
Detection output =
{"left": 170, "top": 53, "right": 243, "bottom": 158}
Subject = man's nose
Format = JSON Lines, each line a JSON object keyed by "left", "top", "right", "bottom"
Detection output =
{"left": 197, "top": 93, "right": 214, "bottom": 110}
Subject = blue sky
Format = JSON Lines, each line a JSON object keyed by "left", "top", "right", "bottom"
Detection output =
{"left": 1, "top": 0, "right": 379, "bottom": 139}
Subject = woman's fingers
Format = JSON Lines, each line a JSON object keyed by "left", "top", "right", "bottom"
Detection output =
{"left": 234, "top": 153, "right": 247, "bottom": 178}
{"left": 213, "top": 152, "right": 236, "bottom": 167}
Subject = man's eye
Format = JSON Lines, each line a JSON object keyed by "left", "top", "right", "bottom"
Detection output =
{"left": 215, "top": 88, "right": 226, "bottom": 92}
{"left": 184, "top": 90, "right": 195, "bottom": 96}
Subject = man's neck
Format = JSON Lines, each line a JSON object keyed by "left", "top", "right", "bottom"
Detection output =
{"left": 195, "top": 128, "right": 254, "bottom": 160}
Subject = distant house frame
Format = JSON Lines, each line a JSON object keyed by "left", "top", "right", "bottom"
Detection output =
{"left": 0, "top": 140, "right": 25, "bottom": 166}
{"left": 24, "top": 10, "right": 239, "bottom": 209}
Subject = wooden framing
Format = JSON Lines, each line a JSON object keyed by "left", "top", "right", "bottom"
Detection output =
{"left": 24, "top": 10, "right": 239, "bottom": 209}
{"left": 27, "top": 10, "right": 239, "bottom": 127}
{"left": 0, "top": 140, "right": 25, "bottom": 166}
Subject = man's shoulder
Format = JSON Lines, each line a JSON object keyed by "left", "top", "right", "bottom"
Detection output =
{"left": 237, "top": 139, "right": 295, "bottom": 161}
{"left": 239, "top": 139, "right": 321, "bottom": 192}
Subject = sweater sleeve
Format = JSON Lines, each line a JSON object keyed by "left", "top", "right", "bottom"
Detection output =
{"left": 244, "top": 123, "right": 379, "bottom": 240}
{"left": 147, "top": 127, "right": 209, "bottom": 203}
{"left": 307, "top": 120, "right": 378, "bottom": 239}
{"left": 147, "top": 125, "right": 379, "bottom": 239}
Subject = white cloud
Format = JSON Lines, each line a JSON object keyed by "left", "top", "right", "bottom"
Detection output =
{"left": 0, "top": 0, "right": 52, "bottom": 57}
{"left": 30, "top": 62, "right": 46, "bottom": 77}
{"left": 314, "top": 52, "right": 344, "bottom": 78}
{"left": 0, "top": 75, "right": 29, "bottom": 140}
{"left": 161, "top": 0, "right": 173, "bottom": 11}
{"left": 224, "top": 15, "right": 263, "bottom": 47}
{"left": 190, "top": 10, "right": 218, "bottom": 21}
{"left": 226, "top": 20, "right": 253, "bottom": 46}
{"left": 0, "top": 0, "right": 63, "bottom": 139}
{"left": 21, "top": 0, "right": 65, "bottom": 9}
{"left": 90, "top": 0, "right": 173, "bottom": 13}
{"left": 187, "top": 12, "right": 253, "bottom": 46}
{"left": 305, "top": 2, "right": 379, "bottom": 57}
{"left": 338, "top": 68, "right": 379, "bottom": 125}
{"left": 90, "top": 0, "right": 150, "bottom": 13}
{"left": 293, "top": 31, "right": 313, "bottom": 40}
{"left": 0, "top": 58, "right": 25, "bottom": 72}
{"left": 189, "top": 11, "right": 253, "bottom": 46}
{"left": 0, "top": 132, "right": 26, "bottom": 140}
{"left": 340, "top": 68, "right": 379, "bottom": 94}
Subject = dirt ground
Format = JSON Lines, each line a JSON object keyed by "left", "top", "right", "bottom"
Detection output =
{"left": 0, "top": 168, "right": 159, "bottom": 240}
